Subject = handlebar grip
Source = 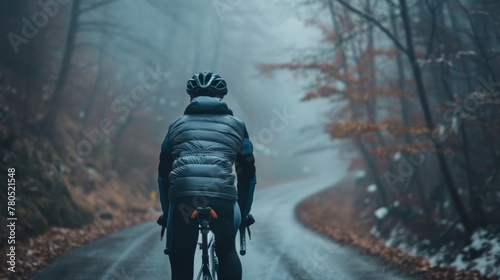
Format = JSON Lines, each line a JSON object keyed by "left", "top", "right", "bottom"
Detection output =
{"left": 239, "top": 227, "right": 246, "bottom": 256}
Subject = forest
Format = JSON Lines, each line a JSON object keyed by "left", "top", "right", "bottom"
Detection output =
{"left": 1, "top": 0, "right": 294, "bottom": 239}
{"left": 260, "top": 0, "right": 500, "bottom": 276}
{"left": 0, "top": 0, "right": 499, "bottom": 279}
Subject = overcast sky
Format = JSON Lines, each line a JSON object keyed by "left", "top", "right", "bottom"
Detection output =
{"left": 100, "top": 0, "right": 348, "bottom": 183}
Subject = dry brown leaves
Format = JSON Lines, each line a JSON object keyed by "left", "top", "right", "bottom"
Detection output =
{"left": 0, "top": 210, "right": 156, "bottom": 280}
{"left": 296, "top": 179, "right": 498, "bottom": 280}
{"left": 326, "top": 120, "right": 430, "bottom": 139}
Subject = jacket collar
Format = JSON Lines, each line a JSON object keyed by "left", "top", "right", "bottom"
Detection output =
{"left": 184, "top": 96, "right": 229, "bottom": 115}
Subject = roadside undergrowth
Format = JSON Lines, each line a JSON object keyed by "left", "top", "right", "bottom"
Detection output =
{"left": 296, "top": 177, "right": 498, "bottom": 280}
{"left": 0, "top": 209, "right": 156, "bottom": 280}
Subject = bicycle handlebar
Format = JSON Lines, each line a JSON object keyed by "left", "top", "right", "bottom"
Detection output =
{"left": 239, "top": 214, "right": 255, "bottom": 256}
{"left": 239, "top": 227, "right": 246, "bottom": 255}
{"left": 163, "top": 210, "right": 254, "bottom": 256}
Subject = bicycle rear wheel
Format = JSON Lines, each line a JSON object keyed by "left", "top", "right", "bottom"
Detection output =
{"left": 209, "top": 234, "right": 218, "bottom": 280}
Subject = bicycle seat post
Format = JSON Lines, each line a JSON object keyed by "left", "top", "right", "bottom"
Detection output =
{"left": 191, "top": 206, "right": 218, "bottom": 280}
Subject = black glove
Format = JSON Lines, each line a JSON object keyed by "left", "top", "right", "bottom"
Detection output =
{"left": 157, "top": 214, "right": 167, "bottom": 227}
{"left": 241, "top": 213, "right": 255, "bottom": 228}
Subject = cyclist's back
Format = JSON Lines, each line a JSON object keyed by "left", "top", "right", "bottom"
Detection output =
{"left": 167, "top": 96, "right": 245, "bottom": 201}
{"left": 157, "top": 72, "right": 257, "bottom": 280}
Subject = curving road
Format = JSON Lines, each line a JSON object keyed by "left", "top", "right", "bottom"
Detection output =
{"left": 32, "top": 176, "right": 414, "bottom": 280}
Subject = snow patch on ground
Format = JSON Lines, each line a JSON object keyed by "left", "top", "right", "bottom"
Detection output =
{"left": 374, "top": 207, "right": 388, "bottom": 219}
{"left": 451, "top": 228, "right": 500, "bottom": 277}
{"left": 393, "top": 152, "right": 401, "bottom": 161}
{"left": 354, "top": 170, "right": 366, "bottom": 179}
{"left": 372, "top": 224, "right": 500, "bottom": 277}
{"left": 370, "top": 226, "right": 381, "bottom": 238}
{"left": 366, "top": 184, "right": 377, "bottom": 193}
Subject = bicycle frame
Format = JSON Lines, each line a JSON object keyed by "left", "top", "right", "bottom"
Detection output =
{"left": 162, "top": 207, "right": 252, "bottom": 279}
{"left": 192, "top": 207, "right": 218, "bottom": 280}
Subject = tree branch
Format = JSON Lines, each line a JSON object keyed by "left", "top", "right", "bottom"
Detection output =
{"left": 334, "top": 0, "right": 408, "bottom": 54}
{"left": 423, "top": 0, "right": 437, "bottom": 59}
{"left": 457, "top": 0, "right": 500, "bottom": 84}
{"left": 79, "top": 0, "right": 118, "bottom": 15}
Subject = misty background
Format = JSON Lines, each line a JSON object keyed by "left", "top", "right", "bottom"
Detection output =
{"left": 0, "top": 0, "right": 345, "bottom": 239}
{"left": 1, "top": 0, "right": 500, "bottom": 277}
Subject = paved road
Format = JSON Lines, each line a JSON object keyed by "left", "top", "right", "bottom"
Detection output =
{"left": 32, "top": 176, "right": 414, "bottom": 280}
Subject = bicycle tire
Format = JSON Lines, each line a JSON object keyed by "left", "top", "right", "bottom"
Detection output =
{"left": 211, "top": 256, "right": 218, "bottom": 280}
{"left": 209, "top": 235, "right": 218, "bottom": 280}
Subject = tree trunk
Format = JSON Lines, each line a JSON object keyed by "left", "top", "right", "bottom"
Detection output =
{"left": 41, "top": 0, "right": 81, "bottom": 138}
{"left": 112, "top": 115, "right": 133, "bottom": 170}
{"left": 83, "top": 33, "right": 107, "bottom": 126}
{"left": 399, "top": 0, "right": 473, "bottom": 237}
{"left": 328, "top": 0, "right": 388, "bottom": 204}
{"left": 446, "top": 1, "right": 474, "bottom": 94}
{"left": 355, "top": 137, "right": 388, "bottom": 205}
{"left": 390, "top": 3, "right": 412, "bottom": 144}
{"left": 440, "top": 60, "right": 487, "bottom": 228}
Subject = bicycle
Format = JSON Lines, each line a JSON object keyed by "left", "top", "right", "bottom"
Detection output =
{"left": 190, "top": 207, "right": 219, "bottom": 280}
{"left": 238, "top": 213, "right": 255, "bottom": 256}
{"left": 162, "top": 207, "right": 254, "bottom": 280}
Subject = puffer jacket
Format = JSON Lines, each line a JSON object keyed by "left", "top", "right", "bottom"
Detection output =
{"left": 163, "top": 96, "right": 246, "bottom": 201}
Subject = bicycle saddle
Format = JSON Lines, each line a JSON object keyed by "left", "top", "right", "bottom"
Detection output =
{"left": 190, "top": 207, "right": 218, "bottom": 219}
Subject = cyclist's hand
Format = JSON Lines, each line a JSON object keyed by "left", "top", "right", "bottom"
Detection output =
{"left": 157, "top": 214, "right": 167, "bottom": 227}
{"left": 242, "top": 213, "right": 255, "bottom": 227}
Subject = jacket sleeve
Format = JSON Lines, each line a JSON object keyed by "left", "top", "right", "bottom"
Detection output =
{"left": 158, "top": 134, "right": 174, "bottom": 214}
{"left": 235, "top": 126, "right": 257, "bottom": 218}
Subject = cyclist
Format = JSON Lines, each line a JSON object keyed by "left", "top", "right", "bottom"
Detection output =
{"left": 157, "top": 72, "right": 257, "bottom": 280}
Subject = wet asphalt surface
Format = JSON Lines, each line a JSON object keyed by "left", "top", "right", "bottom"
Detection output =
{"left": 31, "top": 176, "right": 415, "bottom": 280}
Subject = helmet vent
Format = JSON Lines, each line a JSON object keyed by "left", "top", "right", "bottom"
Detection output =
{"left": 186, "top": 71, "right": 228, "bottom": 96}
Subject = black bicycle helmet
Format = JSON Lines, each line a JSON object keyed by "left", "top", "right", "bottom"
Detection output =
{"left": 186, "top": 71, "right": 228, "bottom": 97}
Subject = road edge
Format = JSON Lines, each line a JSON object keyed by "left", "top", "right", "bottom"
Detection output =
{"left": 0, "top": 210, "right": 157, "bottom": 280}
{"left": 295, "top": 177, "right": 495, "bottom": 280}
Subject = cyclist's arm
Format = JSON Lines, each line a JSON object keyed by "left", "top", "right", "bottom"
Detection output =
{"left": 158, "top": 135, "right": 174, "bottom": 215}
{"left": 235, "top": 126, "right": 257, "bottom": 218}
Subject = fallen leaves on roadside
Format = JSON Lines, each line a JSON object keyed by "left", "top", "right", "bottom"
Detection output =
{"left": 297, "top": 179, "right": 498, "bottom": 280}
{"left": 0, "top": 210, "right": 157, "bottom": 280}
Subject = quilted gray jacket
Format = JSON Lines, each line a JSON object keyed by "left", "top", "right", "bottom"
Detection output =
{"left": 162, "top": 96, "right": 246, "bottom": 201}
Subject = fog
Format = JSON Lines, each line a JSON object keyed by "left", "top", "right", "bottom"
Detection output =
{"left": 81, "top": 0, "right": 347, "bottom": 184}
{"left": 2, "top": 1, "right": 499, "bottom": 277}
